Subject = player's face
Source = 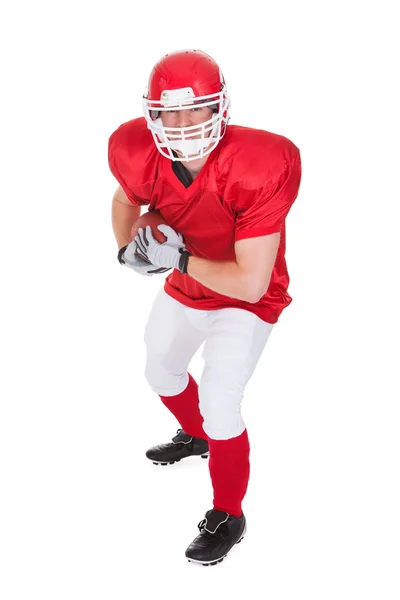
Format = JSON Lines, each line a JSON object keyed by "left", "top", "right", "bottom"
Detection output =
{"left": 160, "top": 105, "right": 215, "bottom": 172}
{"left": 160, "top": 106, "right": 214, "bottom": 134}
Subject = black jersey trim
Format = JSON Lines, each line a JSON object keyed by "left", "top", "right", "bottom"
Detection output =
{"left": 171, "top": 151, "right": 193, "bottom": 188}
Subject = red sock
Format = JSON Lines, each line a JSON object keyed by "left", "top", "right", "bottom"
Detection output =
{"left": 208, "top": 429, "right": 250, "bottom": 518}
{"left": 159, "top": 373, "right": 207, "bottom": 440}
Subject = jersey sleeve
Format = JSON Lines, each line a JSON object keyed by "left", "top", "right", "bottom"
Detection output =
{"left": 108, "top": 129, "right": 150, "bottom": 207}
{"left": 234, "top": 151, "right": 301, "bottom": 242}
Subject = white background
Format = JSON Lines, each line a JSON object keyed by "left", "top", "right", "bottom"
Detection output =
{"left": 1, "top": 1, "right": 399, "bottom": 598}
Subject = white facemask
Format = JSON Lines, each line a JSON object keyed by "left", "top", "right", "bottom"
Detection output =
{"left": 153, "top": 117, "right": 219, "bottom": 159}
{"left": 143, "top": 89, "right": 230, "bottom": 162}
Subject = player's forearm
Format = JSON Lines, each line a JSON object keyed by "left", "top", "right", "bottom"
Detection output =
{"left": 111, "top": 199, "right": 141, "bottom": 249}
{"left": 186, "top": 256, "right": 258, "bottom": 303}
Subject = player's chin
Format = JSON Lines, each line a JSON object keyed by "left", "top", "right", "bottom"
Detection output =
{"left": 177, "top": 143, "right": 213, "bottom": 161}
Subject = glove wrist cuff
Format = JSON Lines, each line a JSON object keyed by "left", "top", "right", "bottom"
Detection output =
{"left": 117, "top": 245, "right": 128, "bottom": 265}
{"left": 178, "top": 248, "right": 192, "bottom": 274}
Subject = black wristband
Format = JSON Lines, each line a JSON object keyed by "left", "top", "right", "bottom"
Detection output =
{"left": 117, "top": 245, "right": 128, "bottom": 265}
{"left": 178, "top": 248, "right": 192, "bottom": 274}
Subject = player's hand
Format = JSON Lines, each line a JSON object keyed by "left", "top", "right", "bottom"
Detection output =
{"left": 135, "top": 225, "right": 185, "bottom": 271}
{"left": 118, "top": 241, "right": 171, "bottom": 276}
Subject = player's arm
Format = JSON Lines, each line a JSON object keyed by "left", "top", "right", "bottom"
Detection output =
{"left": 186, "top": 232, "right": 280, "bottom": 303}
{"left": 111, "top": 185, "right": 141, "bottom": 249}
{"left": 185, "top": 149, "right": 301, "bottom": 301}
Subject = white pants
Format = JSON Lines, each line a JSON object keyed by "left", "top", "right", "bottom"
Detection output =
{"left": 144, "top": 288, "right": 274, "bottom": 440}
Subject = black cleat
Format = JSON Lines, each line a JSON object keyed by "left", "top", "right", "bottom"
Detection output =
{"left": 185, "top": 509, "right": 246, "bottom": 566}
{"left": 145, "top": 429, "right": 209, "bottom": 466}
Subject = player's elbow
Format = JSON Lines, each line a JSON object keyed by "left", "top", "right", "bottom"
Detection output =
{"left": 245, "top": 290, "right": 264, "bottom": 304}
{"left": 244, "top": 279, "right": 270, "bottom": 304}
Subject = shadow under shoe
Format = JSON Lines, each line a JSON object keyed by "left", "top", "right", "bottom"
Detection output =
{"left": 185, "top": 509, "right": 247, "bottom": 566}
{"left": 145, "top": 429, "right": 209, "bottom": 465}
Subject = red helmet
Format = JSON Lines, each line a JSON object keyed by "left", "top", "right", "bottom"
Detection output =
{"left": 142, "top": 49, "right": 230, "bottom": 162}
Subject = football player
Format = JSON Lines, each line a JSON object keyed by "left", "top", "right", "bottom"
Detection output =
{"left": 109, "top": 49, "right": 302, "bottom": 566}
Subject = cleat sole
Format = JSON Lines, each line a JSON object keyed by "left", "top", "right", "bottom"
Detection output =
{"left": 148, "top": 454, "right": 208, "bottom": 465}
{"left": 187, "top": 554, "right": 227, "bottom": 566}
{"left": 151, "top": 459, "right": 181, "bottom": 466}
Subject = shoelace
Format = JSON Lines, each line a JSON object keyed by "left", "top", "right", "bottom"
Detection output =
{"left": 197, "top": 518, "right": 228, "bottom": 540}
{"left": 175, "top": 428, "right": 194, "bottom": 449}
{"left": 198, "top": 519, "right": 206, "bottom": 531}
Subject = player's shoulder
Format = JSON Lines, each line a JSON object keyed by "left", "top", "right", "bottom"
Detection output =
{"left": 108, "top": 117, "right": 156, "bottom": 168}
{"left": 217, "top": 124, "right": 300, "bottom": 187}
{"left": 109, "top": 116, "right": 150, "bottom": 145}
{"left": 223, "top": 124, "right": 300, "bottom": 161}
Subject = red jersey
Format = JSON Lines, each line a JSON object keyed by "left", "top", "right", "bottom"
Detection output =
{"left": 109, "top": 117, "right": 301, "bottom": 324}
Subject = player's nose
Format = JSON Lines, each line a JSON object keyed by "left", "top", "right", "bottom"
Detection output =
{"left": 176, "top": 109, "right": 192, "bottom": 128}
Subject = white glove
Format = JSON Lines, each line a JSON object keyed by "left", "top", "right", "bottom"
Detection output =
{"left": 118, "top": 241, "right": 171, "bottom": 276}
{"left": 135, "top": 225, "right": 186, "bottom": 271}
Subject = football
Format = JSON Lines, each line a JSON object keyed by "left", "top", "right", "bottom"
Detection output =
{"left": 130, "top": 210, "right": 168, "bottom": 244}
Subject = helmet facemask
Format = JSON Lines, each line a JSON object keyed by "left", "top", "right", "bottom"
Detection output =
{"left": 142, "top": 87, "right": 230, "bottom": 162}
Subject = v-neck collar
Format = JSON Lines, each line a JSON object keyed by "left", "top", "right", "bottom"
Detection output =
{"left": 159, "top": 147, "right": 219, "bottom": 199}
{"left": 171, "top": 156, "right": 193, "bottom": 188}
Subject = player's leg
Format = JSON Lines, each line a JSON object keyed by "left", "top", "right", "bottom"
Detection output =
{"left": 143, "top": 287, "right": 212, "bottom": 461}
{"left": 185, "top": 308, "right": 274, "bottom": 564}
{"left": 201, "top": 308, "right": 274, "bottom": 513}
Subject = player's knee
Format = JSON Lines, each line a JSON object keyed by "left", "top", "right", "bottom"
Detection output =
{"left": 201, "top": 412, "right": 245, "bottom": 440}
{"left": 144, "top": 358, "right": 188, "bottom": 397}
{"left": 199, "top": 381, "right": 245, "bottom": 440}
